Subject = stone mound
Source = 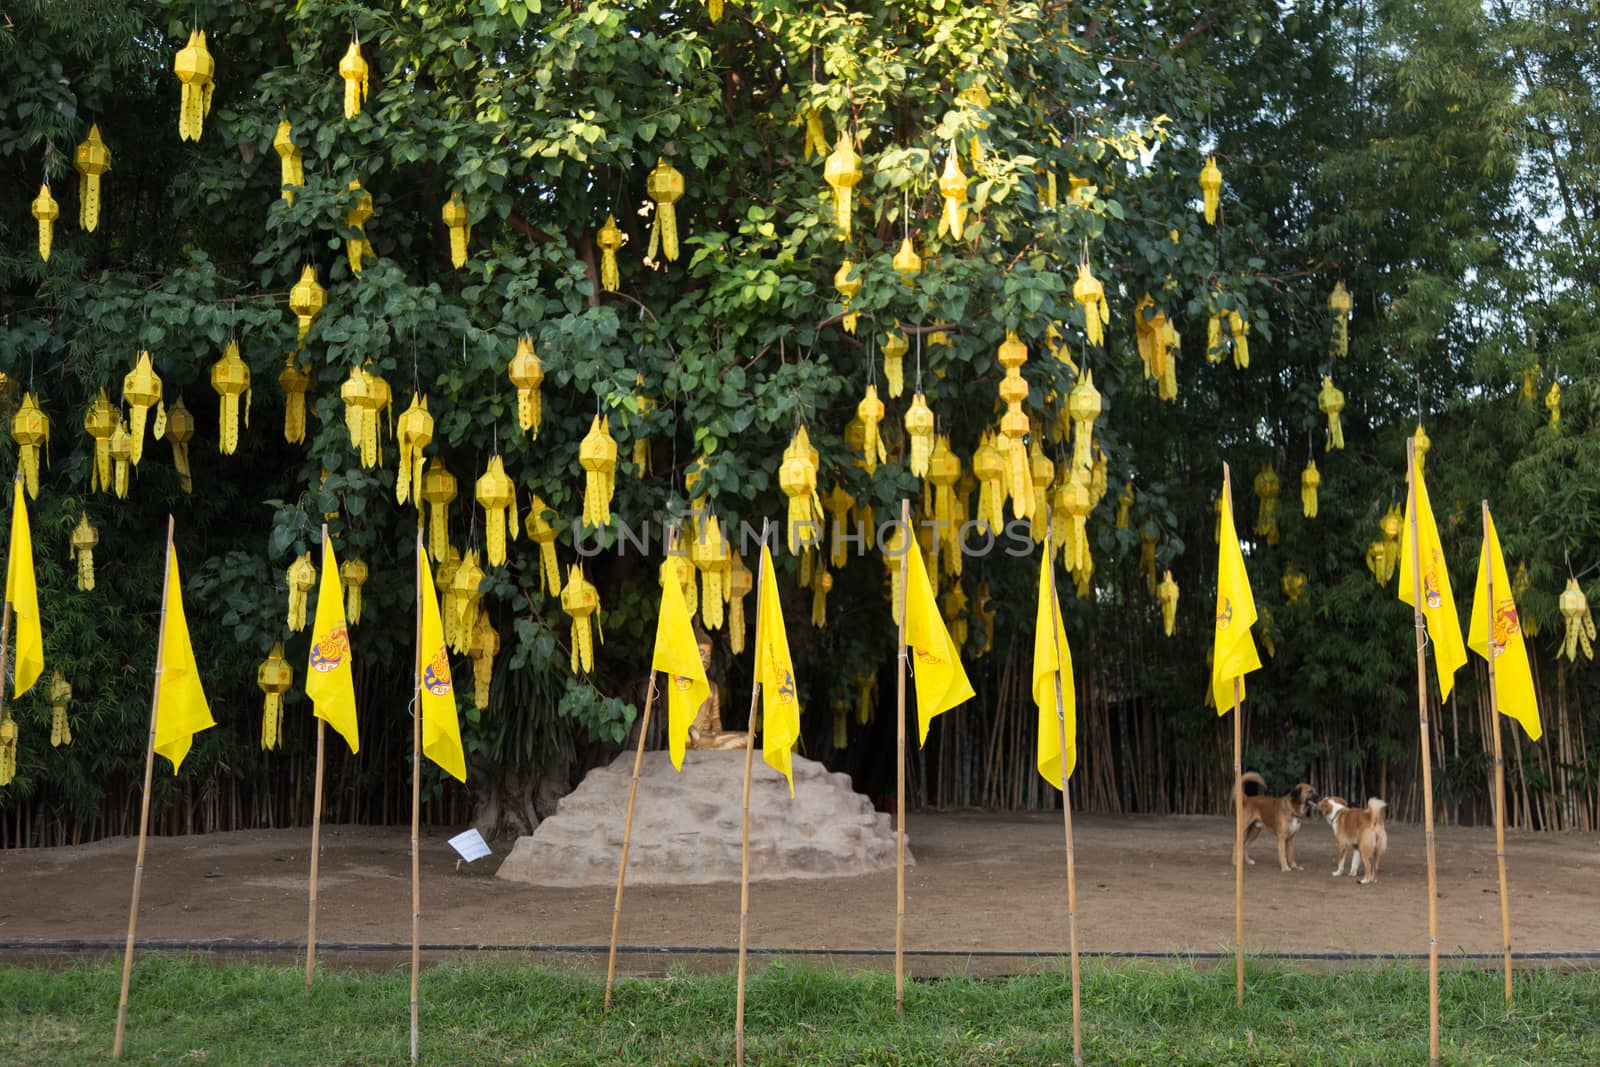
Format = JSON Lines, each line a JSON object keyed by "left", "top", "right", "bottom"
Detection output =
{"left": 495, "top": 749, "right": 908, "bottom": 887}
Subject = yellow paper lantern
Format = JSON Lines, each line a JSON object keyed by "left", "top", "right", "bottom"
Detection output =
{"left": 476, "top": 455, "right": 519, "bottom": 567}
{"left": 1072, "top": 263, "right": 1108, "bottom": 348}
{"left": 108, "top": 417, "right": 132, "bottom": 499}
{"left": 395, "top": 393, "right": 433, "bottom": 507}
{"left": 279, "top": 353, "right": 312, "bottom": 444}
{"left": 470, "top": 608, "right": 500, "bottom": 710}
{"left": 904, "top": 392, "right": 935, "bottom": 478}
{"left": 728, "top": 552, "right": 753, "bottom": 655}
{"left": 121, "top": 352, "right": 162, "bottom": 466}
{"left": 579, "top": 415, "right": 618, "bottom": 528}
{"left": 165, "top": 396, "right": 195, "bottom": 493}
{"left": 856, "top": 384, "right": 886, "bottom": 473}
{"left": 1328, "top": 282, "right": 1351, "bottom": 359}
{"left": 345, "top": 180, "right": 374, "bottom": 274}
{"left": 273, "top": 121, "right": 303, "bottom": 204}
{"left": 451, "top": 550, "right": 485, "bottom": 654}
{"left": 823, "top": 131, "right": 863, "bottom": 238}
{"left": 340, "top": 557, "right": 368, "bottom": 625}
{"left": 834, "top": 258, "right": 861, "bottom": 333}
{"left": 597, "top": 213, "right": 624, "bottom": 290}
{"left": 30, "top": 183, "right": 58, "bottom": 262}
{"left": 938, "top": 149, "right": 968, "bottom": 240}
{"left": 560, "top": 563, "right": 602, "bottom": 674}
{"left": 1317, "top": 376, "right": 1345, "bottom": 450}
{"left": 692, "top": 516, "right": 731, "bottom": 631}
{"left": 1559, "top": 579, "right": 1595, "bottom": 662}
{"left": 73, "top": 124, "right": 111, "bottom": 232}
{"left": 882, "top": 330, "right": 908, "bottom": 398}
{"left": 442, "top": 191, "right": 470, "bottom": 269}
{"left": 286, "top": 551, "right": 315, "bottom": 632}
{"left": 49, "top": 671, "right": 73, "bottom": 747}
{"left": 339, "top": 38, "right": 369, "bottom": 119}
{"left": 11, "top": 393, "right": 49, "bottom": 500}
{"left": 1253, "top": 465, "right": 1280, "bottom": 545}
{"left": 83, "top": 389, "right": 116, "bottom": 493}
{"left": 1301, "top": 460, "right": 1320, "bottom": 518}
{"left": 892, "top": 236, "right": 922, "bottom": 284}
{"left": 258, "top": 642, "right": 292, "bottom": 751}
{"left": 210, "top": 341, "right": 251, "bottom": 455}
{"left": 526, "top": 495, "right": 562, "bottom": 596}
{"left": 1198, "top": 156, "right": 1222, "bottom": 224}
{"left": 508, "top": 337, "right": 544, "bottom": 439}
{"left": 71, "top": 513, "right": 98, "bottom": 591}
{"left": 289, "top": 265, "right": 326, "bottom": 341}
{"left": 645, "top": 158, "right": 684, "bottom": 263}
{"left": 173, "top": 29, "right": 215, "bottom": 142}
{"left": 421, "top": 459, "right": 457, "bottom": 563}
{"left": 1157, "top": 570, "right": 1179, "bottom": 636}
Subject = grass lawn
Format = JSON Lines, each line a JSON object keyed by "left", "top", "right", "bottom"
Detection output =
{"left": 2, "top": 956, "right": 1597, "bottom": 1065}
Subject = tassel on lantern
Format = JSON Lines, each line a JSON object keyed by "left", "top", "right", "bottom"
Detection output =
{"left": 286, "top": 551, "right": 315, "bottom": 632}
{"left": 835, "top": 259, "right": 861, "bottom": 333}
{"left": 779, "top": 425, "right": 823, "bottom": 554}
{"left": 71, "top": 513, "right": 98, "bottom": 590}
{"left": 560, "top": 563, "right": 601, "bottom": 674}
{"left": 442, "top": 192, "right": 470, "bottom": 269}
{"left": 340, "top": 557, "right": 368, "bottom": 624}
{"left": 289, "top": 265, "right": 326, "bottom": 341}
{"left": 507, "top": 338, "right": 544, "bottom": 439}
{"left": 728, "top": 552, "right": 752, "bottom": 655}
{"left": 579, "top": 415, "right": 618, "bottom": 528}
{"left": 451, "top": 550, "right": 485, "bottom": 653}
{"left": 258, "top": 643, "right": 291, "bottom": 751}
{"left": 31, "top": 184, "right": 58, "bottom": 262}
{"left": 1158, "top": 570, "right": 1179, "bottom": 636}
{"left": 339, "top": 38, "right": 369, "bottom": 119}
{"left": 1559, "top": 579, "right": 1595, "bottom": 662}
{"left": 345, "top": 181, "right": 374, "bottom": 273}
{"left": 857, "top": 384, "right": 886, "bottom": 473}
{"left": 597, "top": 214, "right": 624, "bottom": 291}
{"left": 1253, "top": 465, "right": 1280, "bottom": 545}
{"left": 122, "top": 352, "right": 162, "bottom": 466}
{"left": 11, "top": 394, "right": 49, "bottom": 500}
{"left": 49, "top": 672, "right": 72, "bottom": 747}
{"left": 1199, "top": 156, "right": 1222, "bottom": 224}
{"left": 74, "top": 124, "right": 111, "bottom": 232}
{"left": 174, "top": 28, "right": 215, "bottom": 142}
{"left": 823, "top": 130, "right": 863, "bottom": 238}
{"left": 1318, "top": 376, "right": 1345, "bottom": 449}
{"left": 1073, "top": 263, "right": 1108, "bottom": 348}
{"left": 904, "top": 393, "right": 935, "bottom": 477}
{"left": 273, "top": 121, "right": 303, "bottom": 203}
{"left": 645, "top": 158, "right": 684, "bottom": 262}
{"left": 882, "top": 330, "right": 907, "bottom": 398}
{"left": 210, "top": 341, "right": 250, "bottom": 455}
{"left": 279, "top": 353, "right": 312, "bottom": 444}
{"left": 422, "top": 460, "right": 457, "bottom": 563}
{"left": 892, "top": 236, "right": 921, "bottom": 284}
{"left": 476, "top": 456, "right": 518, "bottom": 567}
{"left": 395, "top": 393, "right": 433, "bottom": 507}
{"left": 1301, "top": 460, "right": 1320, "bottom": 518}
{"left": 165, "top": 397, "right": 195, "bottom": 492}
{"left": 470, "top": 608, "right": 500, "bottom": 709}
{"left": 938, "top": 149, "right": 968, "bottom": 240}
{"left": 1328, "top": 282, "right": 1351, "bottom": 359}
{"left": 527, "top": 495, "right": 562, "bottom": 596}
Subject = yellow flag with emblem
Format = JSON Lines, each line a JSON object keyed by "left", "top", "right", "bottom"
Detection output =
{"left": 4, "top": 478, "right": 43, "bottom": 698}
{"left": 753, "top": 544, "right": 800, "bottom": 794}
{"left": 305, "top": 538, "right": 359, "bottom": 753}
{"left": 1032, "top": 545, "right": 1075, "bottom": 790}
{"left": 1467, "top": 508, "right": 1541, "bottom": 742}
{"left": 904, "top": 533, "right": 973, "bottom": 745}
{"left": 153, "top": 542, "right": 215, "bottom": 773}
{"left": 1398, "top": 463, "right": 1467, "bottom": 701}
{"left": 1212, "top": 479, "right": 1262, "bottom": 713}
{"left": 418, "top": 542, "right": 466, "bottom": 782}
{"left": 654, "top": 557, "right": 710, "bottom": 770}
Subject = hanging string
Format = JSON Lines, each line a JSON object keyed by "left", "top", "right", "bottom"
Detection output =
{"left": 915, "top": 332, "right": 924, "bottom": 393}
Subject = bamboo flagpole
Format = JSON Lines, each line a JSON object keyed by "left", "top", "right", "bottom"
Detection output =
{"left": 113, "top": 516, "right": 175, "bottom": 1059}
{"left": 1042, "top": 516, "right": 1083, "bottom": 1066}
{"left": 734, "top": 521, "right": 771, "bottom": 1067}
{"left": 894, "top": 498, "right": 909, "bottom": 1014}
{"left": 1224, "top": 464, "right": 1245, "bottom": 1009}
{"left": 1481, "top": 501, "right": 1513, "bottom": 1003}
{"left": 410, "top": 527, "right": 424, "bottom": 1065}
{"left": 604, "top": 669, "right": 660, "bottom": 1009}
{"left": 1405, "top": 439, "right": 1442, "bottom": 1066}
{"left": 305, "top": 523, "right": 333, "bottom": 992}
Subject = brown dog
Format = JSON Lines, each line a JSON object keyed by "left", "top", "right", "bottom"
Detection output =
{"left": 1234, "top": 771, "right": 1318, "bottom": 871}
{"left": 1317, "top": 795, "right": 1388, "bottom": 884}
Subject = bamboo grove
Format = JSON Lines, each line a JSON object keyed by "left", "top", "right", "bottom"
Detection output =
{"left": 0, "top": 0, "right": 1596, "bottom": 848}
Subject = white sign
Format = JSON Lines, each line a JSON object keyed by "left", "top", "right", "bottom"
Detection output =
{"left": 447, "top": 828, "right": 492, "bottom": 863}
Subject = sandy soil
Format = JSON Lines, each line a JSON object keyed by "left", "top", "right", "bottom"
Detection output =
{"left": 1, "top": 812, "right": 1595, "bottom": 974}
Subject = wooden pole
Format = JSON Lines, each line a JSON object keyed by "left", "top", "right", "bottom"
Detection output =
{"left": 1406, "top": 440, "right": 1441, "bottom": 1066}
{"left": 1481, "top": 501, "right": 1513, "bottom": 1004}
{"left": 604, "top": 669, "right": 659, "bottom": 1009}
{"left": 113, "top": 515, "right": 175, "bottom": 1059}
{"left": 1224, "top": 464, "right": 1245, "bottom": 1009}
{"left": 895, "top": 499, "right": 909, "bottom": 1014}
{"left": 1043, "top": 518, "right": 1083, "bottom": 1067}
{"left": 410, "top": 528, "right": 424, "bottom": 1065}
{"left": 734, "top": 525, "right": 770, "bottom": 1067}
{"left": 305, "top": 717, "right": 326, "bottom": 991}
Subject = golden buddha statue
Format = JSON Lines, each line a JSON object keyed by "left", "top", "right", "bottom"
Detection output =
{"left": 686, "top": 627, "right": 747, "bottom": 751}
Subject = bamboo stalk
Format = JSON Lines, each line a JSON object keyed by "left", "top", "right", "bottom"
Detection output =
{"left": 410, "top": 528, "right": 423, "bottom": 1065}
{"left": 1222, "top": 465, "right": 1246, "bottom": 1009}
{"left": 1406, "top": 440, "right": 1441, "bottom": 1067}
{"left": 895, "top": 498, "right": 909, "bottom": 1014}
{"left": 114, "top": 515, "right": 175, "bottom": 1059}
{"left": 305, "top": 717, "right": 326, "bottom": 992}
{"left": 734, "top": 532, "right": 770, "bottom": 1067}
{"left": 1044, "top": 520, "right": 1083, "bottom": 1066}
{"left": 1480, "top": 502, "right": 1513, "bottom": 1004}
{"left": 604, "top": 669, "right": 660, "bottom": 1010}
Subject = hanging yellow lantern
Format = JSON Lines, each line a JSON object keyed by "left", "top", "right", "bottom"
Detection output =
{"left": 0, "top": 715, "right": 15, "bottom": 785}
{"left": 470, "top": 607, "right": 500, "bottom": 710}
{"left": 823, "top": 130, "right": 863, "bottom": 238}
{"left": 258, "top": 642, "right": 291, "bottom": 751}
{"left": 31, "top": 183, "right": 58, "bottom": 262}
{"left": 286, "top": 551, "right": 315, "bottom": 632}
{"left": 855, "top": 672, "right": 877, "bottom": 724}
{"left": 1546, "top": 381, "right": 1561, "bottom": 430}
{"left": 1073, "top": 263, "right": 1108, "bottom": 348}
{"left": 210, "top": 341, "right": 250, "bottom": 455}
{"left": 1328, "top": 282, "right": 1351, "bottom": 359}
{"left": 1317, "top": 376, "right": 1345, "bottom": 450}
{"left": 691, "top": 516, "right": 730, "bottom": 631}
{"left": 645, "top": 158, "right": 684, "bottom": 262}
{"left": 421, "top": 460, "right": 458, "bottom": 563}
{"left": 388, "top": 393, "right": 431, "bottom": 508}
{"left": 1224, "top": 310, "right": 1250, "bottom": 369}
{"left": 1133, "top": 295, "right": 1178, "bottom": 393}
{"left": 165, "top": 396, "right": 195, "bottom": 493}
{"left": 856, "top": 384, "right": 887, "bottom": 473}
{"left": 560, "top": 563, "right": 601, "bottom": 674}
{"left": 1301, "top": 460, "right": 1320, "bottom": 518}
{"left": 728, "top": 552, "right": 753, "bottom": 655}
{"left": 882, "top": 330, "right": 907, "bottom": 398}
{"left": 1139, "top": 526, "right": 1159, "bottom": 595}
{"left": 928, "top": 439, "right": 963, "bottom": 554}
{"left": 892, "top": 236, "right": 921, "bottom": 284}
{"left": 451, "top": 550, "right": 485, "bottom": 654}
{"left": 74, "top": 124, "right": 111, "bottom": 232}
{"left": 345, "top": 180, "right": 374, "bottom": 273}
{"left": 883, "top": 523, "right": 907, "bottom": 626}
{"left": 579, "top": 415, "right": 618, "bottom": 528}
{"left": 69, "top": 513, "right": 98, "bottom": 591}
{"left": 83, "top": 389, "right": 116, "bottom": 493}
{"left": 996, "top": 331, "right": 1032, "bottom": 518}
{"left": 476, "top": 456, "right": 519, "bottom": 567}
{"left": 1198, "top": 156, "right": 1222, "bottom": 225}
{"left": 507, "top": 337, "right": 544, "bottom": 439}
{"left": 289, "top": 265, "right": 326, "bottom": 341}
{"left": 441, "top": 191, "right": 470, "bottom": 269}
{"left": 1060, "top": 470, "right": 1093, "bottom": 574}
{"left": 1028, "top": 438, "right": 1054, "bottom": 542}
{"left": 1521, "top": 363, "right": 1540, "bottom": 405}
{"left": 797, "top": 104, "right": 828, "bottom": 160}
{"left": 656, "top": 538, "right": 697, "bottom": 621}
{"left": 1067, "top": 368, "right": 1101, "bottom": 476}
{"left": 938, "top": 149, "right": 968, "bottom": 241}
{"left": 1116, "top": 482, "right": 1135, "bottom": 529}
{"left": 597, "top": 213, "right": 624, "bottom": 290}
{"left": 273, "top": 121, "right": 303, "bottom": 204}
{"left": 902, "top": 392, "right": 934, "bottom": 477}
{"left": 941, "top": 583, "right": 968, "bottom": 648}
{"left": 1157, "top": 570, "right": 1179, "bottom": 636}
{"left": 1411, "top": 424, "right": 1431, "bottom": 477}
{"left": 526, "top": 495, "right": 562, "bottom": 596}
{"left": 429, "top": 546, "right": 458, "bottom": 650}
{"left": 11, "top": 394, "right": 49, "bottom": 500}
{"left": 1253, "top": 465, "right": 1280, "bottom": 545}
{"left": 1366, "top": 506, "right": 1402, "bottom": 586}
{"left": 339, "top": 38, "right": 369, "bottom": 119}
{"left": 1206, "top": 311, "right": 1224, "bottom": 364}
{"left": 335, "top": 556, "right": 368, "bottom": 625}
{"left": 835, "top": 259, "right": 861, "bottom": 333}
{"left": 338, "top": 363, "right": 389, "bottom": 469}
{"left": 122, "top": 351, "right": 162, "bottom": 466}
{"left": 1513, "top": 564, "right": 1539, "bottom": 637}
{"left": 779, "top": 425, "right": 822, "bottom": 554}
{"left": 1282, "top": 564, "right": 1307, "bottom": 605}
{"left": 173, "top": 28, "right": 215, "bottom": 142}
{"left": 1089, "top": 446, "right": 1109, "bottom": 510}
{"left": 279, "top": 353, "right": 312, "bottom": 444}
{"left": 1559, "top": 579, "right": 1595, "bottom": 662}
{"left": 973, "top": 431, "right": 1006, "bottom": 533}
{"left": 108, "top": 417, "right": 132, "bottom": 499}
{"left": 808, "top": 564, "right": 831, "bottom": 628}
{"left": 822, "top": 485, "right": 856, "bottom": 569}
{"left": 49, "top": 672, "right": 72, "bottom": 747}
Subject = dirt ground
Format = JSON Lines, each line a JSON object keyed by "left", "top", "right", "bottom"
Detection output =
{"left": 1, "top": 812, "right": 1596, "bottom": 974}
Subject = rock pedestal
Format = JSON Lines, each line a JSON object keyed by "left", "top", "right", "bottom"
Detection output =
{"left": 495, "top": 749, "right": 907, "bottom": 887}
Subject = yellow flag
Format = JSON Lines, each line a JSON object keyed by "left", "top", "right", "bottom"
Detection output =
{"left": 1212, "top": 479, "right": 1261, "bottom": 713}
{"left": 4, "top": 479, "right": 43, "bottom": 697}
{"left": 904, "top": 533, "right": 973, "bottom": 745}
{"left": 1032, "top": 546, "right": 1075, "bottom": 790}
{"left": 1398, "top": 464, "right": 1467, "bottom": 700}
{"left": 653, "top": 560, "right": 709, "bottom": 770}
{"left": 418, "top": 542, "right": 466, "bottom": 782}
{"left": 305, "top": 538, "right": 359, "bottom": 753}
{"left": 753, "top": 544, "right": 800, "bottom": 794}
{"left": 1468, "top": 509, "right": 1541, "bottom": 742}
{"left": 152, "top": 543, "right": 215, "bottom": 773}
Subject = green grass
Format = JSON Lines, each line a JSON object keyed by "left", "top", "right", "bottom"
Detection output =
{"left": 2, "top": 956, "right": 1598, "bottom": 1065}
